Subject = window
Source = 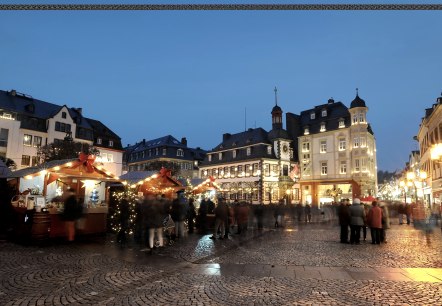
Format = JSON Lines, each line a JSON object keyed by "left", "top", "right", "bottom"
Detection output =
{"left": 355, "top": 159, "right": 360, "bottom": 172}
{"left": 321, "top": 162, "right": 327, "bottom": 175}
{"left": 353, "top": 137, "right": 360, "bottom": 148}
{"left": 107, "top": 154, "right": 113, "bottom": 162}
{"left": 21, "top": 155, "right": 30, "bottom": 166}
{"left": 352, "top": 115, "right": 358, "bottom": 124}
{"left": 339, "top": 138, "right": 346, "bottom": 151}
{"left": 302, "top": 142, "right": 310, "bottom": 152}
{"left": 101, "top": 153, "right": 107, "bottom": 161}
{"left": 23, "top": 134, "right": 32, "bottom": 146}
{"left": 238, "top": 165, "right": 243, "bottom": 177}
{"left": 33, "top": 136, "right": 42, "bottom": 148}
{"left": 233, "top": 150, "right": 237, "bottom": 158}
{"left": 322, "top": 109, "right": 327, "bottom": 117}
{"left": 360, "top": 137, "right": 366, "bottom": 148}
{"left": 283, "top": 165, "right": 289, "bottom": 176}
{"left": 31, "top": 156, "right": 39, "bottom": 166}
{"left": 2, "top": 113, "right": 12, "bottom": 119}
{"left": 246, "top": 147, "right": 251, "bottom": 156}
{"left": 272, "top": 164, "right": 279, "bottom": 176}
{"left": 320, "top": 122, "right": 326, "bottom": 132}
{"left": 253, "top": 163, "right": 259, "bottom": 176}
{"left": 267, "top": 146, "right": 272, "bottom": 155}
{"left": 359, "top": 112, "right": 365, "bottom": 123}
{"left": 62, "top": 112, "right": 67, "bottom": 119}
{"left": 155, "top": 148, "right": 159, "bottom": 155}
{"left": 304, "top": 127, "right": 309, "bottom": 135}
{"left": 55, "top": 121, "right": 71, "bottom": 133}
{"left": 148, "top": 150, "right": 152, "bottom": 157}
{"left": 230, "top": 166, "right": 236, "bottom": 177}
{"left": 177, "top": 149, "right": 184, "bottom": 157}
{"left": 109, "top": 140, "right": 114, "bottom": 147}
{"left": 246, "top": 164, "right": 252, "bottom": 176}
{"left": 320, "top": 140, "right": 327, "bottom": 153}
{"left": 264, "top": 164, "right": 270, "bottom": 176}
{"left": 208, "top": 154, "right": 212, "bottom": 162}
{"left": 310, "top": 112, "right": 315, "bottom": 120}
{"left": 162, "top": 148, "right": 167, "bottom": 156}
{"left": 97, "top": 138, "right": 102, "bottom": 145}
{"left": 0, "top": 128, "right": 8, "bottom": 147}
{"left": 361, "top": 158, "right": 367, "bottom": 171}
{"left": 218, "top": 152, "right": 222, "bottom": 160}
{"left": 339, "top": 120, "right": 345, "bottom": 128}
{"left": 340, "top": 161, "right": 347, "bottom": 174}
{"left": 303, "top": 154, "right": 310, "bottom": 160}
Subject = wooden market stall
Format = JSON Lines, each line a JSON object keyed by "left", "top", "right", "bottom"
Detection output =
{"left": 8, "top": 153, "right": 120, "bottom": 241}
{"left": 119, "top": 167, "right": 183, "bottom": 197}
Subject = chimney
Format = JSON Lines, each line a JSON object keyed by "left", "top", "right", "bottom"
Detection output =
{"left": 181, "top": 137, "right": 187, "bottom": 146}
{"left": 328, "top": 98, "right": 334, "bottom": 104}
{"left": 75, "top": 107, "right": 82, "bottom": 115}
{"left": 10, "top": 90, "right": 16, "bottom": 96}
{"left": 223, "top": 133, "right": 231, "bottom": 141}
{"left": 142, "top": 138, "right": 146, "bottom": 144}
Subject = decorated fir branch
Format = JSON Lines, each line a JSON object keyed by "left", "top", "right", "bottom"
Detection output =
{"left": 110, "top": 188, "right": 138, "bottom": 235}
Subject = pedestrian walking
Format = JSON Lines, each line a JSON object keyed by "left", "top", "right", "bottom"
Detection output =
{"left": 210, "top": 197, "right": 228, "bottom": 240}
{"left": 198, "top": 198, "right": 208, "bottom": 234}
{"left": 236, "top": 201, "right": 250, "bottom": 234}
{"left": 187, "top": 198, "right": 196, "bottom": 234}
{"left": 171, "top": 190, "right": 188, "bottom": 239}
{"left": 380, "top": 202, "right": 390, "bottom": 243}
{"left": 254, "top": 202, "right": 264, "bottom": 230}
{"left": 349, "top": 198, "right": 366, "bottom": 245}
{"left": 338, "top": 199, "right": 350, "bottom": 243}
{"left": 398, "top": 203, "right": 405, "bottom": 225}
{"left": 367, "top": 201, "right": 382, "bottom": 244}
{"left": 304, "top": 204, "right": 312, "bottom": 223}
{"left": 61, "top": 188, "right": 83, "bottom": 242}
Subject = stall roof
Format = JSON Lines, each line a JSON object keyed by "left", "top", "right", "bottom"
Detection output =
{"left": 8, "top": 159, "right": 76, "bottom": 178}
{"left": 119, "top": 171, "right": 157, "bottom": 184}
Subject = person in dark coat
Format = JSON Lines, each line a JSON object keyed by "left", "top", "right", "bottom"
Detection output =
{"left": 304, "top": 204, "right": 312, "bottom": 223}
{"left": 117, "top": 194, "right": 130, "bottom": 245}
{"left": 236, "top": 201, "right": 250, "bottom": 234}
{"left": 198, "top": 198, "right": 208, "bottom": 234}
{"left": 187, "top": 198, "right": 197, "bottom": 234}
{"left": 171, "top": 190, "right": 188, "bottom": 238}
{"left": 207, "top": 198, "right": 215, "bottom": 214}
{"left": 254, "top": 203, "right": 264, "bottom": 230}
{"left": 62, "top": 188, "right": 82, "bottom": 242}
{"left": 349, "top": 198, "right": 366, "bottom": 245}
{"left": 210, "top": 197, "right": 228, "bottom": 239}
{"left": 338, "top": 199, "right": 351, "bottom": 243}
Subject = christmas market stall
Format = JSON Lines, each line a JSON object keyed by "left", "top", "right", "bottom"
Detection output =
{"left": 119, "top": 168, "right": 183, "bottom": 197}
{"left": 189, "top": 176, "right": 223, "bottom": 199}
{"left": 8, "top": 153, "right": 120, "bottom": 241}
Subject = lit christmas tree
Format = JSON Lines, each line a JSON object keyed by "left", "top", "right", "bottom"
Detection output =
{"left": 90, "top": 188, "right": 99, "bottom": 206}
{"left": 110, "top": 188, "right": 138, "bottom": 235}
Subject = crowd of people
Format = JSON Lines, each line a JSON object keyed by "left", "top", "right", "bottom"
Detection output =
{"left": 113, "top": 191, "right": 442, "bottom": 253}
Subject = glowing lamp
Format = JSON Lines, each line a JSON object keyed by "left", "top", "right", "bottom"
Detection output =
{"left": 25, "top": 175, "right": 33, "bottom": 180}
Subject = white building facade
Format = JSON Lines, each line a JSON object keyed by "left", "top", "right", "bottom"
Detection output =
{"left": 0, "top": 89, "right": 123, "bottom": 176}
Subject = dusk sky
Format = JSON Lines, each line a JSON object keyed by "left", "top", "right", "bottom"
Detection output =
{"left": 1, "top": 1, "right": 441, "bottom": 172}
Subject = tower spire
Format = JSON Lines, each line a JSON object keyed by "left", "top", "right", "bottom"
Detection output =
{"left": 356, "top": 87, "right": 359, "bottom": 96}
{"left": 274, "top": 86, "right": 278, "bottom": 106}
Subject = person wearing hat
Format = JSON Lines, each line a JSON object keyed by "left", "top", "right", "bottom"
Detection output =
{"left": 171, "top": 189, "right": 188, "bottom": 239}
{"left": 349, "top": 198, "right": 366, "bottom": 245}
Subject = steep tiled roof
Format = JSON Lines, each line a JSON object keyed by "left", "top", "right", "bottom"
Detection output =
{"left": 85, "top": 117, "right": 123, "bottom": 150}
{"left": 212, "top": 128, "right": 269, "bottom": 151}
{"left": 299, "top": 101, "right": 350, "bottom": 134}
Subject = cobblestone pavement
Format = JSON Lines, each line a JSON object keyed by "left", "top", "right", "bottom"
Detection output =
{"left": 1, "top": 223, "right": 442, "bottom": 305}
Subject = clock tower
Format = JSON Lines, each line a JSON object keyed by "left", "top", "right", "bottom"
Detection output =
{"left": 268, "top": 87, "right": 292, "bottom": 162}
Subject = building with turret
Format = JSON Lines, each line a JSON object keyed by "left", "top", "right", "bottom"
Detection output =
{"left": 199, "top": 88, "right": 299, "bottom": 204}
{"left": 288, "top": 91, "right": 377, "bottom": 205}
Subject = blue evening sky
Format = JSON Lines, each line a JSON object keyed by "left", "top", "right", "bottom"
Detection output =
{"left": 1, "top": 1, "right": 441, "bottom": 172}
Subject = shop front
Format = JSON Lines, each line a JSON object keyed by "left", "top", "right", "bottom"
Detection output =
{"left": 300, "top": 180, "right": 361, "bottom": 207}
{"left": 9, "top": 154, "right": 120, "bottom": 242}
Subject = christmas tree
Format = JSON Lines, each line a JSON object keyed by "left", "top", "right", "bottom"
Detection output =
{"left": 110, "top": 188, "right": 138, "bottom": 235}
{"left": 90, "top": 188, "right": 99, "bottom": 206}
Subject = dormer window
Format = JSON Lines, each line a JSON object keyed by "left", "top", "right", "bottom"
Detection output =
{"left": 97, "top": 138, "right": 102, "bottom": 145}
{"left": 267, "top": 146, "right": 272, "bottom": 155}
{"left": 320, "top": 122, "right": 326, "bottom": 132}
{"left": 339, "top": 119, "right": 345, "bottom": 128}
{"left": 310, "top": 112, "right": 315, "bottom": 120}
{"left": 177, "top": 149, "right": 184, "bottom": 157}
{"left": 162, "top": 148, "right": 167, "bottom": 156}
{"left": 62, "top": 112, "right": 67, "bottom": 119}
{"left": 321, "top": 109, "right": 327, "bottom": 117}
{"left": 304, "top": 127, "right": 310, "bottom": 135}
{"left": 247, "top": 147, "right": 251, "bottom": 156}
{"left": 219, "top": 152, "right": 223, "bottom": 160}
{"left": 109, "top": 140, "right": 114, "bottom": 147}
{"left": 233, "top": 150, "right": 237, "bottom": 158}
{"left": 208, "top": 154, "right": 212, "bottom": 162}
